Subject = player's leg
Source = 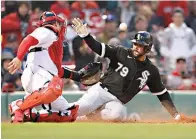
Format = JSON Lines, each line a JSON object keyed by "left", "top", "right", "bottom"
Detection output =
{"left": 9, "top": 76, "right": 64, "bottom": 122}
{"left": 20, "top": 76, "right": 63, "bottom": 110}
{"left": 75, "top": 83, "right": 108, "bottom": 116}
{"left": 11, "top": 96, "right": 79, "bottom": 123}
{"left": 9, "top": 66, "right": 64, "bottom": 122}
{"left": 23, "top": 105, "right": 79, "bottom": 122}
{"left": 9, "top": 66, "right": 35, "bottom": 122}
{"left": 39, "top": 96, "right": 79, "bottom": 122}
{"left": 10, "top": 64, "right": 78, "bottom": 122}
{"left": 100, "top": 101, "right": 127, "bottom": 121}
{"left": 20, "top": 65, "right": 34, "bottom": 93}
{"left": 50, "top": 96, "right": 70, "bottom": 111}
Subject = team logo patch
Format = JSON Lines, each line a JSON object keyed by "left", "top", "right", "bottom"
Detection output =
{"left": 137, "top": 70, "right": 150, "bottom": 89}
{"left": 137, "top": 34, "right": 141, "bottom": 40}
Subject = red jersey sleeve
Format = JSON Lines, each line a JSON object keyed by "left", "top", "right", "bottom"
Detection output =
{"left": 17, "top": 35, "right": 39, "bottom": 61}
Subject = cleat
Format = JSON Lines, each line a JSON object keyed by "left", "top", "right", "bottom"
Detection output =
{"left": 10, "top": 109, "right": 24, "bottom": 123}
{"left": 8, "top": 100, "right": 24, "bottom": 123}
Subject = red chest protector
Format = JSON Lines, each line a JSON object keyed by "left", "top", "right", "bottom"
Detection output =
{"left": 44, "top": 25, "right": 65, "bottom": 77}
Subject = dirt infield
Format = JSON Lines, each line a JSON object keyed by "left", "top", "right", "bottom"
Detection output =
{"left": 77, "top": 115, "right": 196, "bottom": 124}
{"left": 127, "top": 116, "right": 196, "bottom": 123}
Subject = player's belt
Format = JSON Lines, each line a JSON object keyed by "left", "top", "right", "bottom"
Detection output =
{"left": 100, "top": 83, "right": 111, "bottom": 93}
{"left": 29, "top": 47, "right": 46, "bottom": 53}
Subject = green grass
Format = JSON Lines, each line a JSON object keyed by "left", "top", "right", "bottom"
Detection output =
{"left": 2, "top": 122, "right": 196, "bottom": 139}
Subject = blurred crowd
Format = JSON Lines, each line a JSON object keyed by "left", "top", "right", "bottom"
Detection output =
{"left": 1, "top": 1, "right": 196, "bottom": 93}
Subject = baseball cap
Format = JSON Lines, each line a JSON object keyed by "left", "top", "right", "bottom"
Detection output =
{"left": 105, "top": 14, "right": 117, "bottom": 23}
{"left": 172, "top": 7, "right": 184, "bottom": 16}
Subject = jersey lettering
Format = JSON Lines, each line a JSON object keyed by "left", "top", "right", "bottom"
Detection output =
{"left": 137, "top": 70, "right": 150, "bottom": 89}
{"left": 115, "top": 62, "right": 129, "bottom": 77}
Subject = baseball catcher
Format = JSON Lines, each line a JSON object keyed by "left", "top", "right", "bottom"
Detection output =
{"left": 7, "top": 11, "right": 102, "bottom": 123}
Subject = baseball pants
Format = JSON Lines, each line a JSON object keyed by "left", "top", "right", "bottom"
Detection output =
{"left": 75, "top": 82, "right": 127, "bottom": 121}
{"left": 21, "top": 64, "right": 71, "bottom": 113}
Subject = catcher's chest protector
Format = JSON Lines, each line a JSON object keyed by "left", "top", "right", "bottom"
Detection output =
{"left": 44, "top": 25, "right": 64, "bottom": 77}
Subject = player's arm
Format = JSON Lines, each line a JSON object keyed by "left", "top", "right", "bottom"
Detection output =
{"left": 62, "top": 62, "right": 102, "bottom": 84}
{"left": 8, "top": 35, "right": 39, "bottom": 74}
{"left": 17, "top": 36, "right": 39, "bottom": 61}
{"left": 62, "top": 67, "right": 81, "bottom": 82}
{"left": 147, "top": 66, "right": 180, "bottom": 120}
{"left": 157, "top": 91, "right": 180, "bottom": 120}
{"left": 84, "top": 34, "right": 118, "bottom": 58}
{"left": 71, "top": 18, "right": 117, "bottom": 59}
{"left": 8, "top": 28, "right": 57, "bottom": 74}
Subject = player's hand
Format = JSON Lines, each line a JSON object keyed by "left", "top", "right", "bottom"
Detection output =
{"left": 7, "top": 57, "right": 22, "bottom": 74}
{"left": 72, "top": 18, "right": 89, "bottom": 38}
{"left": 174, "top": 114, "right": 195, "bottom": 123}
{"left": 174, "top": 114, "right": 181, "bottom": 121}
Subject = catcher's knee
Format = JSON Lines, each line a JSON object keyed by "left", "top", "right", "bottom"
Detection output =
{"left": 48, "top": 76, "right": 64, "bottom": 96}
{"left": 20, "top": 76, "right": 64, "bottom": 111}
{"left": 42, "top": 76, "right": 64, "bottom": 104}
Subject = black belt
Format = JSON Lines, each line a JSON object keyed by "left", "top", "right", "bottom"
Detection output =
{"left": 100, "top": 83, "right": 111, "bottom": 93}
{"left": 29, "top": 47, "right": 46, "bottom": 53}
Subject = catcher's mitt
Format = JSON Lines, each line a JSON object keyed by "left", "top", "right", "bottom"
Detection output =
{"left": 79, "top": 62, "right": 102, "bottom": 86}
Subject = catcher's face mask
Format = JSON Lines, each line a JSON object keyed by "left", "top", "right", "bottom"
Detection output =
{"left": 38, "top": 11, "right": 67, "bottom": 32}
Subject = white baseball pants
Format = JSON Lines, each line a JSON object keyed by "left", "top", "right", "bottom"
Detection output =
{"left": 21, "top": 64, "right": 71, "bottom": 113}
{"left": 75, "top": 82, "right": 127, "bottom": 121}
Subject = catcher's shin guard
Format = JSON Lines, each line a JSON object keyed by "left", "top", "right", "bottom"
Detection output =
{"left": 24, "top": 105, "right": 79, "bottom": 122}
{"left": 20, "top": 76, "right": 64, "bottom": 111}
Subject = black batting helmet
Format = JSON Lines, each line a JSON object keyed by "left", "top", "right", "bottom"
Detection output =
{"left": 131, "top": 31, "right": 153, "bottom": 53}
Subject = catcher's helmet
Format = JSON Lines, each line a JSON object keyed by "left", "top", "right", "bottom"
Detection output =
{"left": 38, "top": 11, "right": 66, "bottom": 27}
{"left": 131, "top": 31, "right": 153, "bottom": 53}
